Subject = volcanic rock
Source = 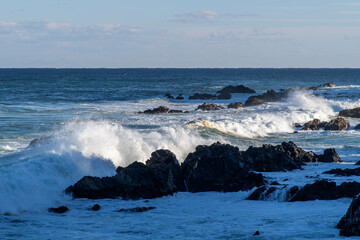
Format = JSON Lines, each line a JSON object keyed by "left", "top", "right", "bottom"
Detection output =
{"left": 181, "top": 142, "right": 264, "bottom": 193}
{"left": 196, "top": 103, "right": 224, "bottom": 111}
{"left": 339, "top": 107, "right": 360, "bottom": 118}
{"left": 217, "top": 85, "right": 256, "bottom": 94}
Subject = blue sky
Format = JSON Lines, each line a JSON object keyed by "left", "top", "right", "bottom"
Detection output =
{"left": 0, "top": 0, "right": 360, "bottom": 67}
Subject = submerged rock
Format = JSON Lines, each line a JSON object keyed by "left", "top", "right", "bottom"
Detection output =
{"left": 289, "top": 180, "right": 360, "bottom": 201}
{"left": 181, "top": 142, "right": 264, "bottom": 193}
{"left": 228, "top": 102, "right": 243, "bottom": 109}
{"left": 48, "top": 206, "right": 69, "bottom": 214}
{"left": 91, "top": 204, "right": 101, "bottom": 211}
{"left": 189, "top": 93, "right": 216, "bottom": 100}
{"left": 337, "top": 196, "right": 360, "bottom": 236}
{"left": 116, "top": 206, "right": 156, "bottom": 213}
{"left": 339, "top": 107, "right": 360, "bottom": 118}
{"left": 217, "top": 85, "right": 256, "bottom": 94}
{"left": 196, "top": 103, "right": 224, "bottom": 111}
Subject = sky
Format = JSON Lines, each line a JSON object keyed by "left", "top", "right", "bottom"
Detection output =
{"left": 0, "top": 0, "right": 360, "bottom": 68}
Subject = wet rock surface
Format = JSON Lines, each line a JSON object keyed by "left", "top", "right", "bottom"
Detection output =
{"left": 189, "top": 93, "right": 216, "bottom": 100}
{"left": 48, "top": 206, "right": 69, "bottom": 214}
{"left": 228, "top": 102, "right": 244, "bottom": 109}
{"left": 245, "top": 90, "right": 287, "bottom": 106}
{"left": 196, "top": 103, "right": 225, "bottom": 111}
{"left": 217, "top": 85, "right": 256, "bottom": 94}
{"left": 337, "top": 196, "right": 360, "bottom": 236}
{"left": 116, "top": 206, "right": 156, "bottom": 213}
{"left": 339, "top": 107, "right": 360, "bottom": 118}
{"left": 324, "top": 167, "right": 360, "bottom": 176}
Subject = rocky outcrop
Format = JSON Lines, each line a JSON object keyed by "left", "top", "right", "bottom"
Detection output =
{"left": 324, "top": 117, "right": 349, "bottom": 131}
{"left": 244, "top": 90, "right": 286, "bottom": 106}
{"left": 356, "top": 124, "right": 360, "bottom": 130}
{"left": 48, "top": 206, "right": 69, "bottom": 214}
{"left": 91, "top": 204, "right": 101, "bottom": 211}
{"left": 146, "top": 149, "right": 185, "bottom": 191}
{"left": 116, "top": 206, "right": 156, "bottom": 213}
{"left": 337, "top": 196, "right": 360, "bottom": 236}
{"left": 165, "top": 93, "right": 174, "bottom": 99}
{"left": 175, "top": 94, "right": 184, "bottom": 100}
{"left": 181, "top": 142, "right": 265, "bottom": 193}
{"left": 324, "top": 167, "right": 360, "bottom": 176}
{"left": 189, "top": 93, "right": 216, "bottom": 100}
{"left": 217, "top": 92, "right": 232, "bottom": 99}
{"left": 301, "top": 119, "right": 327, "bottom": 130}
{"left": 289, "top": 180, "right": 360, "bottom": 201}
{"left": 196, "top": 103, "right": 225, "bottom": 111}
{"left": 339, "top": 107, "right": 360, "bottom": 118}
{"left": 65, "top": 161, "right": 176, "bottom": 200}
{"left": 228, "top": 102, "right": 244, "bottom": 109}
{"left": 217, "top": 85, "right": 256, "bottom": 94}
{"left": 142, "top": 106, "right": 187, "bottom": 114}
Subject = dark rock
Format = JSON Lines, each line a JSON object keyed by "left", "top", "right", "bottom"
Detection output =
{"left": 320, "top": 82, "right": 336, "bottom": 88}
{"left": 294, "top": 123, "right": 302, "bottom": 128}
{"left": 324, "top": 117, "right": 349, "bottom": 131}
{"left": 246, "top": 186, "right": 277, "bottom": 200}
{"left": 181, "top": 142, "right": 265, "bottom": 193}
{"left": 116, "top": 206, "right": 156, "bottom": 213}
{"left": 337, "top": 195, "right": 360, "bottom": 236}
{"left": 356, "top": 161, "right": 360, "bottom": 165}
{"left": 165, "top": 93, "right": 174, "bottom": 99}
{"left": 301, "top": 119, "right": 327, "bottom": 130}
{"left": 66, "top": 161, "right": 176, "bottom": 200}
{"left": 188, "top": 93, "right": 216, "bottom": 100}
{"left": 48, "top": 206, "right": 69, "bottom": 214}
{"left": 196, "top": 103, "right": 224, "bottom": 111}
{"left": 339, "top": 107, "right": 360, "bottom": 118}
{"left": 146, "top": 149, "right": 185, "bottom": 191}
{"left": 168, "top": 110, "right": 184, "bottom": 113}
{"left": 228, "top": 102, "right": 243, "bottom": 109}
{"left": 324, "top": 167, "right": 360, "bottom": 176}
{"left": 28, "top": 137, "right": 51, "bottom": 148}
{"left": 175, "top": 94, "right": 184, "bottom": 100}
{"left": 253, "top": 231, "right": 260, "bottom": 236}
{"left": 216, "top": 85, "right": 256, "bottom": 94}
{"left": 289, "top": 180, "right": 360, "bottom": 201}
{"left": 143, "top": 106, "right": 169, "bottom": 114}
{"left": 217, "top": 92, "right": 232, "bottom": 99}
{"left": 91, "top": 204, "right": 101, "bottom": 211}
{"left": 316, "top": 148, "right": 342, "bottom": 163}
{"left": 355, "top": 124, "right": 360, "bottom": 130}
{"left": 244, "top": 89, "right": 286, "bottom": 106}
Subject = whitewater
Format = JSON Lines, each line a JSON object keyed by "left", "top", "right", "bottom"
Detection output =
{"left": 0, "top": 68, "right": 360, "bottom": 239}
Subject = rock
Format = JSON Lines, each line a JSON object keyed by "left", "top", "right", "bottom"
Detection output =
{"left": 244, "top": 97, "right": 265, "bottom": 106}
{"left": 146, "top": 149, "right": 185, "bottom": 191}
{"left": 196, "top": 103, "right": 224, "bottom": 111}
{"left": 188, "top": 93, "right": 216, "bottom": 100}
{"left": 143, "top": 106, "right": 169, "bottom": 114}
{"left": 253, "top": 231, "right": 260, "bottom": 236}
{"left": 337, "top": 195, "right": 360, "bottom": 236}
{"left": 356, "top": 161, "right": 360, "bottom": 165}
{"left": 216, "top": 85, "right": 256, "bottom": 94}
{"left": 355, "top": 124, "right": 360, "bottom": 130}
{"left": 217, "top": 92, "right": 232, "bottom": 99}
{"left": 91, "top": 204, "right": 101, "bottom": 211}
{"left": 324, "top": 117, "right": 349, "bottom": 131}
{"left": 48, "top": 206, "right": 69, "bottom": 214}
{"left": 316, "top": 148, "right": 342, "bottom": 163}
{"left": 242, "top": 142, "right": 311, "bottom": 172}
{"left": 339, "top": 107, "right": 360, "bottom": 118}
{"left": 116, "top": 206, "right": 156, "bottom": 213}
{"left": 175, "top": 94, "right": 184, "bottom": 100}
{"left": 165, "top": 93, "right": 174, "bottom": 99}
{"left": 301, "top": 119, "right": 327, "bottom": 130}
{"left": 228, "top": 102, "right": 243, "bottom": 109}
{"left": 181, "top": 142, "right": 265, "bottom": 193}
{"left": 324, "top": 167, "right": 360, "bottom": 176}
{"left": 319, "top": 82, "right": 336, "bottom": 88}
{"left": 246, "top": 186, "right": 277, "bottom": 200}
{"left": 168, "top": 110, "right": 184, "bottom": 113}
{"left": 28, "top": 137, "right": 51, "bottom": 148}
{"left": 289, "top": 180, "right": 360, "bottom": 201}
{"left": 294, "top": 123, "right": 302, "bottom": 128}
{"left": 244, "top": 89, "right": 286, "bottom": 106}
{"left": 66, "top": 161, "right": 176, "bottom": 200}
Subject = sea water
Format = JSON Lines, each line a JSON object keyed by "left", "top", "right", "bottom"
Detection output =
{"left": 0, "top": 68, "right": 360, "bottom": 239}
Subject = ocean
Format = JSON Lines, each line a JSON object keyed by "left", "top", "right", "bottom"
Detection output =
{"left": 0, "top": 68, "right": 360, "bottom": 239}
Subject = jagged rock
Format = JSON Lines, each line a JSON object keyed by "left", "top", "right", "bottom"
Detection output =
{"left": 244, "top": 89, "right": 286, "bottom": 106}
{"left": 324, "top": 167, "right": 360, "bottom": 176}
{"left": 65, "top": 161, "right": 176, "bottom": 200}
{"left": 253, "top": 231, "right": 260, "bottom": 236}
{"left": 181, "top": 142, "right": 265, "bottom": 193}
{"left": 301, "top": 119, "right": 327, "bottom": 130}
{"left": 337, "top": 196, "right": 360, "bottom": 236}
{"left": 91, "top": 204, "right": 101, "bottom": 211}
{"left": 217, "top": 85, "right": 256, "bottom": 94}
{"left": 217, "top": 92, "right": 232, "bottom": 99}
{"left": 146, "top": 149, "right": 185, "bottom": 191}
{"left": 289, "top": 180, "right": 360, "bottom": 201}
{"left": 316, "top": 148, "right": 342, "bottom": 163}
{"left": 324, "top": 117, "right": 349, "bottom": 131}
{"left": 48, "top": 206, "right": 69, "bottom": 214}
{"left": 339, "top": 107, "right": 360, "bottom": 118}
{"left": 175, "top": 94, "right": 184, "bottom": 100}
{"left": 165, "top": 93, "right": 174, "bottom": 99}
{"left": 116, "top": 206, "right": 156, "bottom": 213}
{"left": 247, "top": 185, "right": 299, "bottom": 201}
{"left": 228, "top": 102, "right": 243, "bottom": 109}
{"left": 188, "top": 93, "right": 216, "bottom": 100}
{"left": 356, "top": 124, "right": 360, "bottom": 130}
{"left": 196, "top": 103, "right": 224, "bottom": 111}
{"left": 143, "top": 106, "right": 169, "bottom": 114}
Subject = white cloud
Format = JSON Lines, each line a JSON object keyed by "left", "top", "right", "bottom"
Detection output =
{"left": 0, "top": 21, "right": 17, "bottom": 27}
{"left": 169, "top": 10, "right": 256, "bottom": 23}
{"left": 45, "top": 21, "right": 71, "bottom": 30}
